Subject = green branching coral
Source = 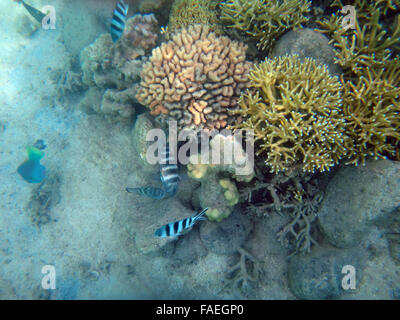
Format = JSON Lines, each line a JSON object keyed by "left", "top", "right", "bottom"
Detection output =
{"left": 165, "top": 0, "right": 222, "bottom": 37}
{"left": 317, "top": 0, "right": 400, "bottom": 164}
{"left": 230, "top": 55, "right": 352, "bottom": 173}
{"left": 220, "top": 0, "right": 311, "bottom": 51}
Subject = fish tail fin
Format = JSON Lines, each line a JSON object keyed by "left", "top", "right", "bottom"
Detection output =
{"left": 26, "top": 146, "right": 44, "bottom": 161}
{"left": 193, "top": 207, "right": 208, "bottom": 222}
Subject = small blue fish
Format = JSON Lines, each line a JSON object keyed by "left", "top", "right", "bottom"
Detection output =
{"left": 110, "top": 0, "right": 129, "bottom": 42}
{"left": 160, "top": 142, "right": 180, "bottom": 197}
{"left": 17, "top": 146, "right": 46, "bottom": 183}
{"left": 126, "top": 186, "right": 166, "bottom": 200}
{"left": 154, "top": 208, "right": 208, "bottom": 238}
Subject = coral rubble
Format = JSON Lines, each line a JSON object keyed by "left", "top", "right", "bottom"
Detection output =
{"left": 136, "top": 24, "right": 251, "bottom": 131}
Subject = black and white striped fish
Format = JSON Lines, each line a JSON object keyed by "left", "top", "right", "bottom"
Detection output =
{"left": 154, "top": 208, "right": 208, "bottom": 238}
{"left": 110, "top": 0, "right": 129, "bottom": 43}
{"left": 160, "top": 142, "right": 180, "bottom": 197}
{"left": 126, "top": 186, "right": 166, "bottom": 200}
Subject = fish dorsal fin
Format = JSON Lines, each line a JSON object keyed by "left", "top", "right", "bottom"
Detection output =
{"left": 26, "top": 146, "right": 44, "bottom": 161}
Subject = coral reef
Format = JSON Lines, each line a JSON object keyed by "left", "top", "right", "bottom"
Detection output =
{"left": 230, "top": 54, "right": 351, "bottom": 173}
{"left": 187, "top": 133, "right": 255, "bottom": 182}
{"left": 190, "top": 169, "right": 239, "bottom": 222}
{"left": 166, "top": 0, "right": 222, "bottom": 37}
{"left": 220, "top": 0, "right": 311, "bottom": 51}
{"left": 239, "top": 162, "right": 323, "bottom": 254}
{"left": 79, "top": 14, "right": 159, "bottom": 123}
{"left": 187, "top": 133, "right": 254, "bottom": 221}
{"left": 136, "top": 24, "right": 251, "bottom": 131}
{"left": 225, "top": 247, "right": 262, "bottom": 295}
{"left": 317, "top": 0, "right": 400, "bottom": 164}
{"left": 131, "top": 113, "right": 159, "bottom": 173}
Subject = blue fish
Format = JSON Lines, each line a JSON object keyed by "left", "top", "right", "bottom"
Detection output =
{"left": 126, "top": 186, "right": 166, "bottom": 200}
{"left": 154, "top": 208, "right": 208, "bottom": 238}
{"left": 160, "top": 142, "right": 180, "bottom": 197}
{"left": 17, "top": 146, "right": 46, "bottom": 183}
{"left": 110, "top": 0, "right": 129, "bottom": 42}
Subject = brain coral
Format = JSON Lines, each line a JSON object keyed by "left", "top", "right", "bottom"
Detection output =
{"left": 136, "top": 24, "right": 251, "bottom": 130}
{"left": 230, "top": 55, "right": 353, "bottom": 173}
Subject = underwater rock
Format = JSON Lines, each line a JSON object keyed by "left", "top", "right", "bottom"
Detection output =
{"left": 199, "top": 209, "right": 253, "bottom": 255}
{"left": 176, "top": 171, "right": 200, "bottom": 208}
{"left": 271, "top": 28, "right": 341, "bottom": 77}
{"left": 288, "top": 246, "right": 364, "bottom": 299}
{"left": 318, "top": 159, "right": 400, "bottom": 248}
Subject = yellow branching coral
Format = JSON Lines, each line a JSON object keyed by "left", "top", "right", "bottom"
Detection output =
{"left": 342, "top": 62, "right": 400, "bottom": 164}
{"left": 166, "top": 0, "right": 222, "bottom": 37}
{"left": 136, "top": 24, "right": 251, "bottom": 130}
{"left": 230, "top": 55, "right": 352, "bottom": 173}
{"left": 220, "top": 0, "right": 311, "bottom": 51}
{"left": 317, "top": 0, "right": 400, "bottom": 164}
{"left": 317, "top": 0, "right": 400, "bottom": 78}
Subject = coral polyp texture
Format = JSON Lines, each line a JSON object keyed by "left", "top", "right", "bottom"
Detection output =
{"left": 220, "top": 0, "right": 311, "bottom": 51}
{"left": 136, "top": 24, "right": 252, "bottom": 131}
{"left": 79, "top": 14, "right": 159, "bottom": 122}
{"left": 317, "top": 0, "right": 400, "bottom": 164}
{"left": 230, "top": 55, "right": 351, "bottom": 173}
{"left": 166, "top": 0, "right": 222, "bottom": 37}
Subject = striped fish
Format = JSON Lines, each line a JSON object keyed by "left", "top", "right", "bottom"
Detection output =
{"left": 110, "top": 0, "right": 129, "bottom": 42}
{"left": 154, "top": 208, "right": 208, "bottom": 238}
{"left": 126, "top": 186, "right": 166, "bottom": 200}
{"left": 160, "top": 142, "right": 180, "bottom": 197}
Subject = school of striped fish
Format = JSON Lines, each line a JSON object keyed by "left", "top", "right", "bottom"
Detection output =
{"left": 126, "top": 139, "right": 206, "bottom": 238}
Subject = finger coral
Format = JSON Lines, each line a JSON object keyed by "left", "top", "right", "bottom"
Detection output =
{"left": 230, "top": 55, "right": 352, "bottom": 173}
{"left": 136, "top": 24, "right": 252, "bottom": 131}
{"left": 317, "top": 0, "right": 400, "bottom": 164}
{"left": 220, "top": 0, "right": 311, "bottom": 52}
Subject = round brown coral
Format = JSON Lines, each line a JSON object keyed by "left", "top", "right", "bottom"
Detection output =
{"left": 136, "top": 24, "right": 251, "bottom": 130}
